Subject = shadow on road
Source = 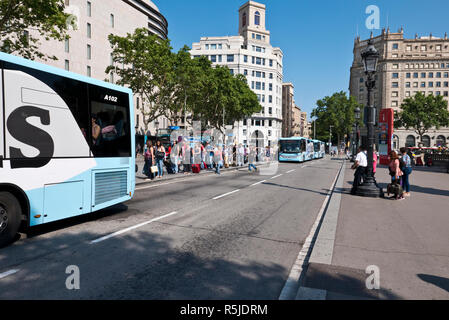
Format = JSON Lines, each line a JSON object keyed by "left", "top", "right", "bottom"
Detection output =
{"left": 0, "top": 210, "right": 288, "bottom": 299}
{"left": 417, "top": 274, "right": 449, "bottom": 293}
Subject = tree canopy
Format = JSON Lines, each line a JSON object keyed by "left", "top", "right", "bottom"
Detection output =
{"left": 107, "top": 28, "right": 261, "bottom": 134}
{"left": 311, "top": 91, "right": 363, "bottom": 145}
{"left": 0, "top": 0, "right": 72, "bottom": 60}
{"left": 394, "top": 92, "right": 449, "bottom": 143}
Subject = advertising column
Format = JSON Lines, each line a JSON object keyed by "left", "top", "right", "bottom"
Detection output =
{"left": 378, "top": 108, "right": 394, "bottom": 165}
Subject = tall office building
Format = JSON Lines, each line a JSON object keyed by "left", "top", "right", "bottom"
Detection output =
{"left": 350, "top": 29, "right": 449, "bottom": 148}
{"left": 23, "top": 0, "right": 168, "bottom": 136}
{"left": 191, "top": 1, "right": 284, "bottom": 147}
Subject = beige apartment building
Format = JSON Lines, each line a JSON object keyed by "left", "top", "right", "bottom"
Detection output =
{"left": 191, "top": 1, "right": 284, "bottom": 147}
{"left": 25, "top": 0, "right": 168, "bottom": 137}
{"left": 282, "top": 83, "right": 294, "bottom": 137}
{"left": 350, "top": 28, "right": 449, "bottom": 148}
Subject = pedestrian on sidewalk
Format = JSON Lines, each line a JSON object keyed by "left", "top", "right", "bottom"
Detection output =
{"left": 170, "top": 140, "right": 180, "bottom": 174}
{"left": 182, "top": 140, "right": 192, "bottom": 174}
{"left": 237, "top": 143, "right": 244, "bottom": 167}
{"left": 248, "top": 146, "right": 258, "bottom": 172}
{"left": 388, "top": 150, "right": 405, "bottom": 200}
{"left": 214, "top": 145, "right": 223, "bottom": 174}
{"left": 350, "top": 146, "right": 367, "bottom": 195}
{"left": 155, "top": 141, "right": 166, "bottom": 179}
{"left": 144, "top": 141, "right": 155, "bottom": 180}
{"left": 400, "top": 147, "right": 413, "bottom": 197}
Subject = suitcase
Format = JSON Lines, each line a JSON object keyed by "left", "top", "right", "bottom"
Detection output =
{"left": 192, "top": 164, "right": 201, "bottom": 174}
{"left": 387, "top": 182, "right": 403, "bottom": 198}
{"left": 165, "top": 162, "right": 175, "bottom": 174}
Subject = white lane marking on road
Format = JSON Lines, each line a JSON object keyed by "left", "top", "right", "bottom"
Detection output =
{"left": 90, "top": 211, "right": 179, "bottom": 244}
{"left": 279, "top": 161, "right": 344, "bottom": 300}
{"left": 270, "top": 174, "right": 283, "bottom": 180}
{"left": 0, "top": 269, "right": 19, "bottom": 280}
{"left": 250, "top": 180, "right": 266, "bottom": 187}
{"left": 212, "top": 189, "right": 240, "bottom": 200}
{"left": 286, "top": 169, "right": 295, "bottom": 173}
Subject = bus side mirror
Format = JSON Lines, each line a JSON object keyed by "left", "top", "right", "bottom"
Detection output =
{"left": 135, "top": 164, "right": 138, "bottom": 173}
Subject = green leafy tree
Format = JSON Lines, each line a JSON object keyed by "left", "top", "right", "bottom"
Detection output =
{"left": 312, "top": 91, "right": 363, "bottom": 145}
{"left": 394, "top": 92, "right": 449, "bottom": 145}
{"left": 0, "top": 0, "right": 72, "bottom": 60}
{"left": 106, "top": 28, "right": 175, "bottom": 134}
{"left": 191, "top": 65, "right": 261, "bottom": 134}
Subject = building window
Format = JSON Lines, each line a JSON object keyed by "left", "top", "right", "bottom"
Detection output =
{"left": 87, "top": 44, "right": 91, "bottom": 59}
{"left": 65, "top": 59, "right": 69, "bottom": 71}
{"left": 392, "top": 64, "right": 399, "bottom": 69}
{"left": 421, "top": 72, "right": 426, "bottom": 78}
{"left": 421, "top": 45, "right": 427, "bottom": 51}
{"left": 210, "top": 55, "right": 216, "bottom": 63}
{"left": 421, "top": 82, "right": 426, "bottom": 88}
{"left": 87, "top": 65, "right": 91, "bottom": 77}
{"left": 244, "top": 55, "right": 248, "bottom": 63}
{"left": 392, "top": 91, "right": 398, "bottom": 97}
{"left": 87, "top": 1, "right": 91, "bottom": 17}
{"left": 218, "top": 55, "right": 222, "bottom": 62}
{"left": 64, "top": 38, "right": 69, "bottom": 53}
{"left": 255, "top": 11, "right": 260, "bottom": 25}
{"left": 392, "top": 73, "right": 399, "bottom": 79}
{"left": 413, "top": 72, "right": 418, "bottom": 78}
{"left": 429, "top": 82, "right": 434, "bottom": 88}
{"left": 110, "top": 14, "right": 114, "bottom": 28}
{"left": 392, "top": 82, "right": 399, "bottom": 88}
{"left": 421, "top": 135, "right": 431, "bottom": 147}
{"left": 244, "top": 69, "right": 248, "bottom": 76}
{"left": 392, "top": 43, "right": 399, "bottom": 50}
{"left": 87, "top": 23, "right": 91, "bottom": 38}
{"left": 227, "top": 55, "right": 234, "bottom": 62}
{"left": 405, "top": 82, "right": 411, "bottom": 88}
{"left": 230, "top": 69, "right": 234, "bottom": 75}
{"left": 242, "top": 12, "right": 247, "bottom": 27}
{"left": 436, "top": 82, "right": 441, "bottom": 87}
{"left": 211, "top": 44, "right": 217, "bottom": 50}
{"left": 406, "top": 135, "right": 416, "bottom": 147}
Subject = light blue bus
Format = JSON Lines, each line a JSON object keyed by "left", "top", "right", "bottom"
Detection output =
{"left": 278, "top": 137, "right": 307, "bottom": 162}
{"left": 313, "top": 140, "right": 323, "bottom": 159}
{"left": 305, "top": 139, "right": 315, "bottom": 161}
{"left": 0, "top": 52, "right": 135, "bottom": 246}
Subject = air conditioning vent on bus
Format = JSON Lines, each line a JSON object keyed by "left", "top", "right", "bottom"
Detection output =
{"left": 94, "top": 171, "right": 128, "bottom": 206}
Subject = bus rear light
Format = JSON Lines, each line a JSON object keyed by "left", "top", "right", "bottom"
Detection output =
{"left": 34, "top": 215, "right": 41, "bottom": 218}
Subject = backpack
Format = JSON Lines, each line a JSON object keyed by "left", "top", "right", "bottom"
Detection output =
{"left": 399, "top": 157, "right": 406, "bottom": 170}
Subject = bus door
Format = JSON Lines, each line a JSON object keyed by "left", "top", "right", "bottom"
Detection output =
{"left": 0, "top": 66, "right": 3, "bottom": 168}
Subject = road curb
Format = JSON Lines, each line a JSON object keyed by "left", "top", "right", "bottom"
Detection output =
{"left": 279, "top": 159, "right": 345, "bottom": 300}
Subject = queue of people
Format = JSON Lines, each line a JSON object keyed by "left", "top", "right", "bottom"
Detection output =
{"left": 350, "top": 146, "right": 413, "bottom": 200}
{"left": 142, "top": 139, "right": 276, "bottom": 179}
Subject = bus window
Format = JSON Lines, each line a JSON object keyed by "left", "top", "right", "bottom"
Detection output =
{"left": 89, "top": 85, "right": 131, "bottom": 158}
{"left": 3, "top": 61, "right": 91, "bottom": 159}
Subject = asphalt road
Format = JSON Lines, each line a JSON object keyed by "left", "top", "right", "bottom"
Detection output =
{"left": 0, "top": 157, "right": 342, "bottom": 299}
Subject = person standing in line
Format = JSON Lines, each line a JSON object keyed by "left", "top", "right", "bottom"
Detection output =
{"left": 155, "top": 141, "right": 165, "bottom": 179}
{"left": 248, "top": 146, "right": 258, "bottom": 172}
{"left": 237, "top": 144, "right": 244, "bottom": 167}
{"left": 214, "top": 145, "right": 223, "bottom": 174}
{"left": 144, "top": 140, "right": 155, "bottom": 180}
{"left": 183, "top": 141, "right": 192, "bottom": 174}
{"left": 170, "top": 140, "right": 179, "bottom": 174}
{"left": 388, "top": 150, "right": 404, "bottom": 200}
{"left": 400, "top": 147, "right": 412, "bottom": 197}
{"left": 350, "top": 146, "right": 368, "bottom": 195}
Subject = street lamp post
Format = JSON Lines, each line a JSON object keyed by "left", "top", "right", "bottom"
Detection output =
{"left": 329, "top": 125, "right": 333, "bottom": 154}
{"left": 356, "top": 39, "right": 383, "bottom": 198}
{"left": 352, "top": 107, "right": 361, "bottom": 161}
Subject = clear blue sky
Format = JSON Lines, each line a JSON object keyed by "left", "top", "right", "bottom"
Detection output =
{"left": 156, "top": 0, "right": 449, "bottom": 118}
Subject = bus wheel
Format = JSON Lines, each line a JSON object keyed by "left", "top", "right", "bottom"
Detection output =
{"left": 0, "top": 192, "right": 22, "bottom": 247}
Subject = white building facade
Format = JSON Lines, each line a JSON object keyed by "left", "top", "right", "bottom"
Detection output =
{"left": 24, "top": 0, "right": 168, "bottom": 137}
{"left": 191, "top": 1, "right": 284, "bottom": 147}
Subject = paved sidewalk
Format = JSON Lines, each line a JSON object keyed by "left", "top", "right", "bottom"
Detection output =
{"left": 299, "top": 161, "right": 449, "bottom": 300}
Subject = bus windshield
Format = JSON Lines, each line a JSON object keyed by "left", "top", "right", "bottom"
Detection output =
{"left": 280, "top": 140, "right": 302, "bottom": 154}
